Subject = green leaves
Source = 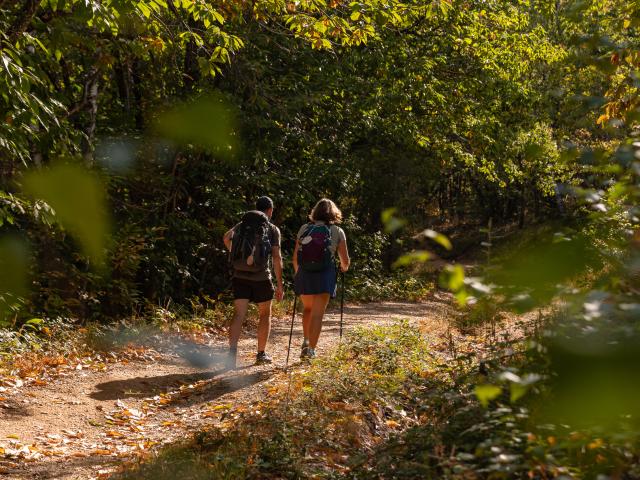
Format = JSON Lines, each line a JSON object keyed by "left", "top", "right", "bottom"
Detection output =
{"left": 417, "top": 229, "right": 452, "bottom": 250}
{"left": 381, "top": 208, "right": 406, "bottom": 234}
{"left": 545, "top": 336, "right": 640, "bottom": 429}
{"left": 475, "top": 372, "right": 540, "bottom": 407}
{"left": 439, "top": 264, "right": 468, "bottom": 305}
{"left": 22, "top": 163, "right": 110, "bottom": 265}
{"left": 475, "top": 384, "right": 501, "bottom": 408}
{"left": 153, "top": 96, "right": 237, "bottom": 157}
{"left": 392, "top": 250, "right": 430, "bottom": 268}
{"left": 0, "top": 236, "right": 29, "bottom": 325}
{"left": 488, "top": 232, "right": 595, "bottom": 309}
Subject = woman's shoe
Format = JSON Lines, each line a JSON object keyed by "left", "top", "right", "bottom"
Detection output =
{"left": 300, "top": 346, "right": 310, "bottom": 359}
{"left": 256, "top": 351, "right": 273, "bottom": 365}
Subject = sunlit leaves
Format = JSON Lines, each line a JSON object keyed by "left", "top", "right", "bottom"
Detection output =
{"left": 439, "top": 264, "right": 468, "bottom": 305}
{"left": 475, "top": 384, "right": 501, "bottom": 408}
{"left": 416, "top": 229, "right": 452, "bottom": 250}
{"left": 392, "top": 250, "right": 430, "bottom": 269}
{"left": 22, "top": 163, "right": 110, "bottom": 264}
{"left": 381, "top": 208, "right": 406, "bottom": 234}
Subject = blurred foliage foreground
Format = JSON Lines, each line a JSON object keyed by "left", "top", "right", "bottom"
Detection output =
{"left": 113, "top": 320, "right": 640, "bottom": 479}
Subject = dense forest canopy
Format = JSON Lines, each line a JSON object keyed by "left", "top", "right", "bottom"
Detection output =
{"left": 0, "top": 0, "right": 637, "bottom": 322}
{"left": 0, "top": 0, "right": 639, "bottom": 478}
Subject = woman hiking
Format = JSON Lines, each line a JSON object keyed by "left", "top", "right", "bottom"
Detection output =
{"left": 293, "top": 198, "right": 350, "bottom": 359}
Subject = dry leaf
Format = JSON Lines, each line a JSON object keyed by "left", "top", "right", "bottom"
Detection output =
{"left": 92, "top": 449, "right": 112, "bottom": 455}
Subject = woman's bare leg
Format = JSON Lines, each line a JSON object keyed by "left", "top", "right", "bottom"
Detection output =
{"left": 300, "top": 294, "right": 313, "bottom": 341}
{"left": 309, "top": 293, "right": 330, "bottom": 349}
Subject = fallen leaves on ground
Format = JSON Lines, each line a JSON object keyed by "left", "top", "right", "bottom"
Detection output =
{"left": 0, "top": 347, "right": 162, "bottom": 394}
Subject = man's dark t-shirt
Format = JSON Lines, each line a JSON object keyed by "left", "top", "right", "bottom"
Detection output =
{"left": 230, "top": 222, "right": 281, "bottom": 282}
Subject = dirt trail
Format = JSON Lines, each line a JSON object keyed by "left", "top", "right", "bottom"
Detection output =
{"left": 0, "top": 298, "right": 455, "bottom": 479}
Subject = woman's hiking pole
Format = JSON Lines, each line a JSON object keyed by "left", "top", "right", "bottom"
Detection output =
{"left": 285, "top": 295, "right": 297, "bottom": 369}
{"left": 339, "top": 271, "right": 345, "bottom": 340}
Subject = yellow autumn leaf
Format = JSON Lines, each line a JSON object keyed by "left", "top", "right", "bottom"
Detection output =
{"left": 92, "top": 449, "right": 112, "bottom": 455}
{"left": 588, "top": 438, "right": 604, "bottom": 450}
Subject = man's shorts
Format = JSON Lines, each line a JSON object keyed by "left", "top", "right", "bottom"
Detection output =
{"left": 232, "top": 278, "right": 274, "bottom": 303}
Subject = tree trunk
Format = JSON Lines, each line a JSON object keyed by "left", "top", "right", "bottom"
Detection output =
{"left": 518, "top": 186, "right": 526, "bottom": 229}
{"left": 8, "top": 0, "right": 38, "bottom": 41}
{"left": 132, "top": 59, "right": 144, "bottom": 130}
{"left": 82, "top": 69, "right": 99, "bottom": 165}
{"left": 183, "top": 36, "right": 200, "bottom": 94}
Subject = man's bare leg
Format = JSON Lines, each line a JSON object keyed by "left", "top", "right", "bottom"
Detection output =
{"left": 257, "top": 300, "right": 272, "bottom": 353}
{"left": 229, "top": 299, "right": 249, "bottom": 349}
{"left": 226, "top": 299, "right": 249, "bottom": 368}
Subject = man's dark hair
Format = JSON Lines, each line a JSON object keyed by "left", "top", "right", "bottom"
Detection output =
{"left": 256, "top": 196, "right": 274, "bottom": 212}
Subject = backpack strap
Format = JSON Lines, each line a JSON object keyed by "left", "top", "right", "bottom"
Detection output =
{"left": 300, "top": 222, "right": 314, "bottom": 239}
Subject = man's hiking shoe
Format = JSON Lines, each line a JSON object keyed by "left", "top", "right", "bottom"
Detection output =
{"left": 256, "top": 351, "right": 273, "bottom": 365}
{"left": 300, "top": 345, "right": 310, "bottom": 359}
{"left": 225, "top": 349, "right": 237, "bottom": 370}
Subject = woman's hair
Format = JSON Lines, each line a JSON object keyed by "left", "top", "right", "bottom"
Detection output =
{"left": 309, "top": 198, "right": 342, "bottom": 224}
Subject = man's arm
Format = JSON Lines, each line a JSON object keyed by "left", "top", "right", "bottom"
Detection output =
{"left": 223, "top": 228, "right": 234, "bottom": 252}
{"left": 272, "top": 245, "right": 284, "bottom": 301}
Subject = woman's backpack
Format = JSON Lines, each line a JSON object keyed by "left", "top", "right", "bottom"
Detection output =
{"left": 230, "top": 211, "right": 272, "bottom": 273}
{"left": 298, "top": 223, "right": 333, "bottom": 272}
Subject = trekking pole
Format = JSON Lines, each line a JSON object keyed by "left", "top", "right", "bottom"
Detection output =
{"left": 339, "top": 271, "right": 345, "bottom": 340}
{"left": 285, "top": 294, "right": 297, "bottom": 369}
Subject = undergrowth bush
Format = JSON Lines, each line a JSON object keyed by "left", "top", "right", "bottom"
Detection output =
{"left": 347, "top": 273, "right": 434, "bottom": 302}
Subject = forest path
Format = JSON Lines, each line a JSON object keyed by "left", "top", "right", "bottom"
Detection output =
{"left": 0, "top": 297, "right": 455, "bottom": 479}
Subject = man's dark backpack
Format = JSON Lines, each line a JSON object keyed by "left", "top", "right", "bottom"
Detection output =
{"left": 230, "top": 211, "right": 272, "bottom": 273}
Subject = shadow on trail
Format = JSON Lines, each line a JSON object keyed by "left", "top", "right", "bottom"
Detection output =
{"left": 0, "top": 399, "right": 33, "bottom": 419}
{"left": 90, "top": 369, "right": 226, "bottom": 400}
{"left": 90, "top": 366, "right": 274, "bottom": 406}
{"left": 4, "top": 451, "right": 113, "bottom": 479}
{"left": 167, "top": 370, "right": 275, "bottom": 409}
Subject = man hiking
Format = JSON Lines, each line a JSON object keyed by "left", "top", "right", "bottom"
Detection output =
{"left": 223, "top": 196, "right": 284, "bottom": 368}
